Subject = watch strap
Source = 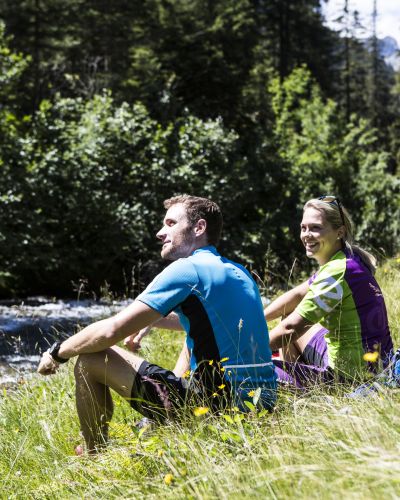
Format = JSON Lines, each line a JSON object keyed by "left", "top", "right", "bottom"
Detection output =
{"left": 49, "top": 341, "right": 69, "bottom": 363}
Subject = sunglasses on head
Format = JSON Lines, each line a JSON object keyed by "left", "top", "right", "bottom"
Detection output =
{"left": 318, "top": 195, "right": 346, "bottom": 227}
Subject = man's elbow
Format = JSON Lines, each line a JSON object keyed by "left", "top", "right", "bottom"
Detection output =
{"left": 97, "top": 318, "right": 120, "bottom": 343}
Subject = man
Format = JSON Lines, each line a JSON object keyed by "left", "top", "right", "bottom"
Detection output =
{"left": 38, "top": 195, "right": 276, "bottom": 453}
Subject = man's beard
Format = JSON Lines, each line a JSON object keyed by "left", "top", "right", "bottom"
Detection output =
{"left": 161, "top": 229, "right": 194, "bottom": 261}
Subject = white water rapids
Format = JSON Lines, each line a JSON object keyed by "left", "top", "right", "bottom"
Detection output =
{"left": 0, "top": 298, "right": 130, "bottom": 385}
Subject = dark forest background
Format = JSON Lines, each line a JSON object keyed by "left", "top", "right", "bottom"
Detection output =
{"left": 0, "top": 0, "right": 399, "bottom": 299}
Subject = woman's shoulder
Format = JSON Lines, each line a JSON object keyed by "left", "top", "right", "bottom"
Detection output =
{"left": 344, "top": 249, "right": 373, "bottom": 276}
{"left": 319, "top": 250, "right": 347, "bottom": 275}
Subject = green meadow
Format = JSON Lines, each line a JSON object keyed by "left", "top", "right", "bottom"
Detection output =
{"left": 1, "top": 260, "right": 399, "bottom": 499}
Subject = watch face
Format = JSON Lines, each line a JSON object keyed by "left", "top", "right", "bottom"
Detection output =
{"left": 50, "top": 341, "right": 61, "bottom": 356}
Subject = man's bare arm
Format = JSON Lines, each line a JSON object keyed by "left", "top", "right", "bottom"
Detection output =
{"left": 124, "top": 311, "right": 183, "bottom": 352}
{"left": 57, "top": 301, "right": 162, "bottom": 359}
{"left": 153, "top": 312, "right": 183, "bottom": 331}
{"left": 173, "top": 340, "right": 190, "bottom": 377}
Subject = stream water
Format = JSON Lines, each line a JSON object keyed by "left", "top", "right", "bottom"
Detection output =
{"left": 0, "top": 297, "right": 130, "bottom": 385}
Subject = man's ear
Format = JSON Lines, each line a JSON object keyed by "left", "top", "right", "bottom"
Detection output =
{"left": 194, "top": 219, "right": 207, "bottom": 237}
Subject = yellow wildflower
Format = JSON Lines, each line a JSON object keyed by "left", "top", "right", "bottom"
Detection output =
{"left": 208, "top": 359, "right": 214, "bottom": 366}
{"left": 212, "top": 392, "right": 218, "bottom": 397}
{"left": 182, "top": 370, "right": 190, "bottom": 379}
{"left": 220, "top": 367, "right": 225, "bottom": 372}
{"left": 164, "top": 473, "right": 174, "bottom": 486}
{"left": 218, "top": 384, "right": 226, "bottom": 389}
{"left": 220, "top": 357, "right": 229, "bottom": 362}
{"left": 248, "top": 390, "right": 255, "bottom": 397}
{"left": 193, "top": 406, "right": 209, "bottom": 417}
{"left": 157, "top": 449, "right": 164, "bottom": 457}
{"left": 363, "top": 351, "right": 379, "bottom": 363}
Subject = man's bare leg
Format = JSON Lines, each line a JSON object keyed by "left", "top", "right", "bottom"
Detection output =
{"left": 74, "top": 345, "right": 144, "bottom": 453}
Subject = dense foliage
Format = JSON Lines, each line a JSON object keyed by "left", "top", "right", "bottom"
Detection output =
{"left": 0, "top": 1, "right": 399, "bottom": 297}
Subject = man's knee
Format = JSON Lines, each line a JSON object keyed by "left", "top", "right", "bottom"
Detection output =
{"left": 74, "top": 351, "right": 109, "bottom": 381}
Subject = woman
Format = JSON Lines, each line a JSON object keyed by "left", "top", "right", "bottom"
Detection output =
{"left": 265, "top": 196, "right": 393, "bottom": 388}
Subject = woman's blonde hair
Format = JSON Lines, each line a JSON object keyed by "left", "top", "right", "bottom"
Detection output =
{"left": 304, "top": 198, "right": 377, "bottom": 273}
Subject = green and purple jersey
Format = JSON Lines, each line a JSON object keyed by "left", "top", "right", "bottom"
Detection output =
{"left": 296, "top": 249, "right": 393, "bottom": 378}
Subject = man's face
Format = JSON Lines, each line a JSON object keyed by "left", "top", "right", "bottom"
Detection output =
{"left": 156, "top": 203, "right": 197, "bottom": 260}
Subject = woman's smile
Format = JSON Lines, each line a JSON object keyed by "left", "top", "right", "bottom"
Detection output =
{"left": 300, "top": 208, "right": 343, "bottom": 265}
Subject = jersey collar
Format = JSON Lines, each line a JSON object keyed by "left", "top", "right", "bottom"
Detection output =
{"left": 192, "top": 245, "right": 219, "bottom": 256}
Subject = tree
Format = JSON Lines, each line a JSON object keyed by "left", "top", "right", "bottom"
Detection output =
{"left": 269, "top": 65, "right": 400, "bottom": 263}
{"left": 0, "top": 91, "right": 243, "bottom": 296}
{"left": 0, "top": 20, "right": 30, "bottom": 107}
{"left": 0, "top": 23, "right": 30, "bottom": 294}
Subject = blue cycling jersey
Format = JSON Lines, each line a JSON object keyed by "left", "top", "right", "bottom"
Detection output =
{"left": 137, "top": 246, "right": 277, "bottom": 404}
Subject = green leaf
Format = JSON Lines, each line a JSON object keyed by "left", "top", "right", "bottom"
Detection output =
{"left": 243, "top": 401, "right": 256, "bottom": 412}
{"left": 222, "top": 414, "right": 235, "bottom": 424}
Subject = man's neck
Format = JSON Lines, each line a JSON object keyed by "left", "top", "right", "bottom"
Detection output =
{"left": 191, "top": 240, "right": 211, "bottom": 253}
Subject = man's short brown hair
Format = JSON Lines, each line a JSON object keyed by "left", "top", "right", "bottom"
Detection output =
{"left": 163, "top": 195, "right": 223, "bottom": 246}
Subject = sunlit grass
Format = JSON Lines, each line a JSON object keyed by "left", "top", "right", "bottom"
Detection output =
{"left": 0, "top": 259, "right": 399, "bottom": 498}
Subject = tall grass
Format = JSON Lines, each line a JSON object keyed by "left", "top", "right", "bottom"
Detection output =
{"left": 0, "top": 260, "right": 399, "bottom": 499}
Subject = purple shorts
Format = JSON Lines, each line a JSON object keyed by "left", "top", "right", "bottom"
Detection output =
{"left": 273, "top": 327, "right": 335, "bottom": 389}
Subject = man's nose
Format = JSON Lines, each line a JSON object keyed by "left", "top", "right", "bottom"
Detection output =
{"left": 156, "top": 227, "right": 165, "bottom": 240}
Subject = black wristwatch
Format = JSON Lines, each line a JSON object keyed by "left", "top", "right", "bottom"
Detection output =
{"left": 49, "top": 341, "right": 69, "bottom": 363}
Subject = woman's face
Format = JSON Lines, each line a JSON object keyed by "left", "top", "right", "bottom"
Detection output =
{"left": 300, "top": 207, "right": 343, "bottom": 265}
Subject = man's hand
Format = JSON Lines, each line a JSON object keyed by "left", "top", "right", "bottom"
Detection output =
{"left": 124, "top": 325, "right": 152, "bottom": 352}
{"left": 37, "top": 351, "right": 61, "bottom": 376}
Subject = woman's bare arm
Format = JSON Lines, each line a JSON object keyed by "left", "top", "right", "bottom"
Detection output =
{"left": 264, "top": 280, "right": 309, "bottom": 321}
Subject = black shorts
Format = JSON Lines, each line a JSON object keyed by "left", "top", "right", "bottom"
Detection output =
{"left": 129, "top": 361, "right": 190, "bottom": 422}
{"left": 129, "top": 361, "right": 232, "bottom": 422}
